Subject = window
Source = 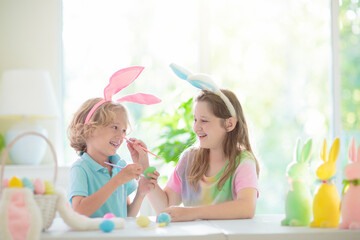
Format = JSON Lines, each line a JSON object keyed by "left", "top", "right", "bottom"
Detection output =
{"left": 63, "top": 0, "right": 359, "bottom": 213}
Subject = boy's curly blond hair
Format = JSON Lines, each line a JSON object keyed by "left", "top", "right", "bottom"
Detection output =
{"left": 67, "top": 98, "right": 130, "bottom": 154}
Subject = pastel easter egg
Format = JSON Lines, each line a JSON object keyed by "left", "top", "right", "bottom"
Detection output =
{"left": 144, "top": 166, "right": 156, "bottom": 179}
{"left": 8, "top": 176, "right": 23, "bottom": 188}
{"left": 103, "top": 213, "right": 115, "bottom": 219}
{"left": 34, "top": 178, "right": 45, "bottom": 194}
{"left": 44, "top": 180, "right": 54, "bottom": 194}
{"left": 156, "top": 212, "right": 171, "bottom": 226}
{"left": 22, "top": 177, "right": 34, "bottom": 192}
{"left": 3, "top": 178, "right": 9, "bottom": 188}
{"left": 136, "top": 215, "right": 151, "bottom": 227}
{"left": 99, "top": 220, "right": 114, "bottom": 232}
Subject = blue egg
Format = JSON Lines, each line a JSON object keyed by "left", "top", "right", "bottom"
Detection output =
{"left": 99, "top": 219, "right": 115, "bottom": 232}
{"left": 22, "top": 178, "right": 34, "bottom": 192}
{"left": 156, "top": 212, "right": 171, "bottom": 226}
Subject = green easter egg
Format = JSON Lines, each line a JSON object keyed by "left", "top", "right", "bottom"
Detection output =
{"left": 144, "top": 166, "right": 156, "bottom": 179}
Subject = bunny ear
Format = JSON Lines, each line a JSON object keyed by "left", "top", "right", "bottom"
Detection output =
{"left": 320, "top": 138, "right": 327, "bottom": 162}
{"left": 294, "top": 138, "right": 301, "bottom": 162}
{"left": 116, "top": 93, "right": 161, "bottom": 105}
{"left": 169, "top": 63, "right": 193, "bottom": 80}
{"left": 357, "top": 144, "right": 360, "bottom": 163}
{"left": 188, "top": 74, "right": 219, "bottom": 91}
{"left": 348, "top": 137, "right": 356, "bottom": 162}
{"left": 104, "top": 66, "right": 144, "bottom": 101}
{"left": 328, "top": 137, "right": 340, "bottom": 163}
{"left": 300, "top": 139, "right": 312, "bottom": 163}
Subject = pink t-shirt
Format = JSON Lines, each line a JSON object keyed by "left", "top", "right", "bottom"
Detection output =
{"left": 166, "top": 149, "right": 258, "bottom": 206}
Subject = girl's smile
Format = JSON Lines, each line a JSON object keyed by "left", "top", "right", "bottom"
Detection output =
{"left": 193, "top": 101, "right": 227, "bottom": 150}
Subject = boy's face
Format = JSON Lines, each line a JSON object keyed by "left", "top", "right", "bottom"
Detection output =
{"left": 86, "top": 109, "right": 128, "bottom": 162}
{"left": 193, "top": 101, "right": 227, "bottom": 151}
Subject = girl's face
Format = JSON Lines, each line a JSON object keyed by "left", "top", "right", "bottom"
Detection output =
{"left": 193, "top": 101, "right": 227, "bottom": 151}
{"left": 86, "top": 109, "right": 128, "bottom": 162}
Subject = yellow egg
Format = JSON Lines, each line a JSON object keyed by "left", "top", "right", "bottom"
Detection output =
{"left": 136, "top": 215, "right": 151, "bottom": 227}
{"left": 44, "top": 180, "right": 54, "bottom": 194}
{"left": 8, "top": 176, "right": 23, "bottom": 188}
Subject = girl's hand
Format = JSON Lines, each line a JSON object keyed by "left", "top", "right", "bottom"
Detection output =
{"left": 162, "top": 206, "right": 196, "bottom": 222}
{"left": 116, "top": 163, "right": 142, "bottom": 183}
{"left": 126, "top": 138, "right": 149, "bottom": 170}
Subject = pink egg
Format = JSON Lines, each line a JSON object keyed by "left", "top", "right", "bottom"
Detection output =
{"left": 34, "top": 178, "right": 45, "bottom": 194}
{"left": 103, "top": 213, "right": 115, "bottom": 219}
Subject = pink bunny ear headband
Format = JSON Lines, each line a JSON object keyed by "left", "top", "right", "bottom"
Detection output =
{"left": 84, "top": 66, "right": 161, "bottom": 124}
{"left": 169, "top": 63, "right": 237, "bottom": 118}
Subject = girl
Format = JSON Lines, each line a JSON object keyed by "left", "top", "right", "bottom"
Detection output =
{"left": 147, "top": 64, "right": 259, "bottom": 222}
{"left": 67, "top": 66, "right": 161, "bottom": 218}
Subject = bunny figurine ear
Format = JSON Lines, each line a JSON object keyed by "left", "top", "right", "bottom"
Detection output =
{"left": 320, "top": 139, "right": 327, "bottom": 162}
{"left": 84, "top": 66, "right": 161, "bottom": 124}
{"left": 328, "top": 137, "right": 340, "bottom": 163}
{"left": 348, "top": 137, "right": 356, "bottom": 162}
{"left": 294, "top": 138, "right": 301, "bottom": 162}
{"left": 300, "top": 139, "right": 312, "bottom": 163}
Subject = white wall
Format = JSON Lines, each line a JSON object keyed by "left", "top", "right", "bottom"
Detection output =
{"left": 0, "top": 0, "right": 63, "bottom": 164}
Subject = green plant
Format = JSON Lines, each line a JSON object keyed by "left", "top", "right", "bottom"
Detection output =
{"left": 143, "top": 97, "right": 196, "bottom": 165}
{"left": 0, "top": 133, "right": 5, "bottom": 153}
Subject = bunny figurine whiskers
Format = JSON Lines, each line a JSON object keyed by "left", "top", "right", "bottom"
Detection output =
{"left": 310, "top": 138, "right": 341, "bottom": 228}
{"left": 339, "top": 137, "right": 360, "bottom": 229}
{"left": 281, "top": 138, "right": 312, "bottom": 226}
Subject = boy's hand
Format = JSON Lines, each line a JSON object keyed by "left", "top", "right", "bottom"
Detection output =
{"left": 137, "top": 171, "right": 160, "bottom": 196}
{"left": 117, "top": 163, "right": 142, "bottom": 183}
{"left": 126, "top": 138, "right": 149, "bottom": 169}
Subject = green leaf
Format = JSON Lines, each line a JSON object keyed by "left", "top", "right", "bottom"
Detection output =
{"left": 143, "top": 97, "right": 195, "bottom": 165}
{"left": 0, "top": 133, "right": 5, "bottom": 153}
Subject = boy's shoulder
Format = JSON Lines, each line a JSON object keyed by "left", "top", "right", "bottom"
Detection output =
{"left": 70, "top": 153, "right": 93, "bottom": 171}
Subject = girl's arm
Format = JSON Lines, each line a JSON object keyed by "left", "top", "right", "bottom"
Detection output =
{"left": 147, "top": 184, "right": 182, "bottom": 214}
{"left": 162, "top": 188, "right": 257, "bottom": 222}
{"left": 72, "top": 163, "right": 142, "bottom": 217}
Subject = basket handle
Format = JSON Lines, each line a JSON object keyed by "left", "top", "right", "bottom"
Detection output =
{"left": 0, "top": 131, "right": 58, "bottom": 194}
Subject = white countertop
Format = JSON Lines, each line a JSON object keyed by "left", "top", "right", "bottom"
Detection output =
{"left": 40, "top": 215, "right": 360, "bottom": 240}
{"left": 42, "top": 217, "right": 224, "bottom": 240}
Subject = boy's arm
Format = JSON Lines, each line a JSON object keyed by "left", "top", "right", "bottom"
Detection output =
{"left": 162, "top": 188, "right": 257, "bottom": 222}
{"left": 72, "top": 164, "right": 141, "bottom": 217}
{"left": 127, "top": 191, "right": 146, "bottom": 217}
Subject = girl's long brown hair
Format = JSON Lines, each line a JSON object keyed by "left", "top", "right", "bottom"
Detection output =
{"left": 188, "top": 90, "right": 259, "bottom": 191}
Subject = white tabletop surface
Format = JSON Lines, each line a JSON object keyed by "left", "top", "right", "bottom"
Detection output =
{"left": 40, "top": 214, "right": 360, "bottom": 240}
{"left": 42, "top": 217, "right": 225, "bottom": 240}
{"left": 208, "top": 214, "right": 360, "bottom": 240}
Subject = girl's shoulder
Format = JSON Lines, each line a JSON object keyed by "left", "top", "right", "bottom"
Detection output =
{"left": 237, "top": 150, "right": 256, "bottom": 166}
{"left": 175, "top": 147, "right": 198, "bottom": 172}
{"left": 181, "top": 147, "right": 198, "bottom": 158}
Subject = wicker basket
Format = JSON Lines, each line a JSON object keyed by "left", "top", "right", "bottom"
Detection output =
{"left": 0, "top": 131, "right": 58, "bottom": 231}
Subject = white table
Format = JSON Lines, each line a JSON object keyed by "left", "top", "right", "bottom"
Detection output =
{"left": 41, "top": 215, "right": 360, "bottom": 240}
{"left": 208, "top": 214, "right": 360, "bottom": 240}
{"left": 42, "top": 217, "right": 225, "bottom": 240}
